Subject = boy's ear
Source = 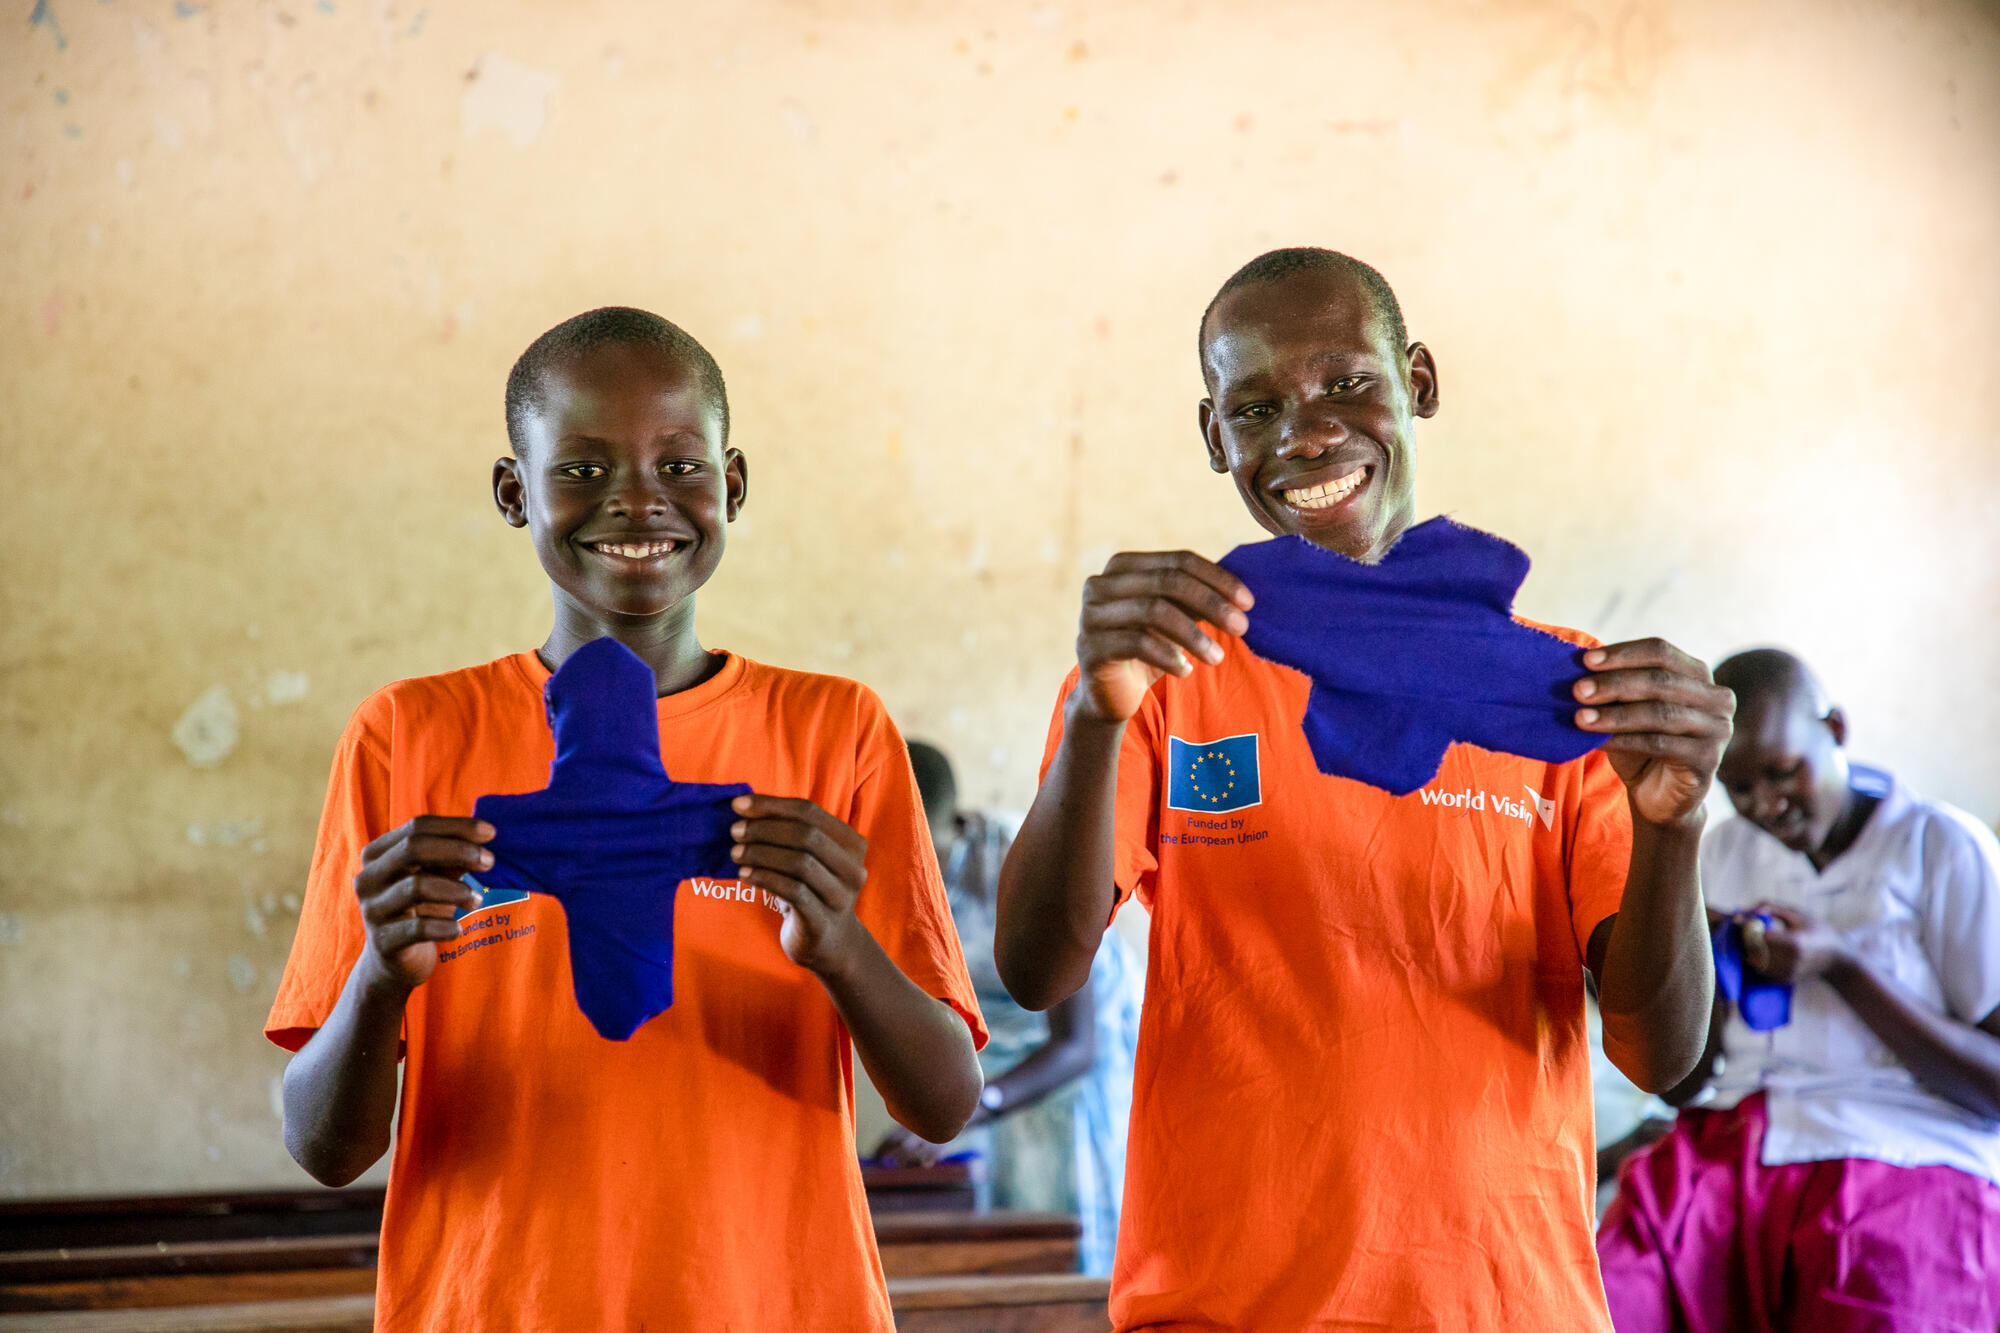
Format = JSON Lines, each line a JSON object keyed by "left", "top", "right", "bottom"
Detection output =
{"left": 1198, "top": 400, "right": 1229, "bottom": 474}
{"left": 1407, "top": 343, "right": 1440, "bottom": 419}
{"left": 1824, "top": 707, "right": 1847, "bottom": 748}
{"left": 493, "top": 456, "right": 529, "bottom": 527}
{"left": 724, "top": 448, "right": 749, "bottom": 521}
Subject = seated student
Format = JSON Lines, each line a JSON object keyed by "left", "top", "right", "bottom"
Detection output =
{"left": 1598, "top": 648, "right": 2000, "bottom": 1331}
{"left": 873, "top": 742, "right": 1141, "bottom": 1276}
{"left": 265, "top": 308, "right": 985, "bottom": 1332}
{"left": 995, "top": 247, "right": 1734, "bottom": 1331}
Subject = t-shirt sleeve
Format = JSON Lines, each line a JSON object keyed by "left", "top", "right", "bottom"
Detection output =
{"left": 1037, "top": 668, "right": 1162, "bottom": 915}
{"left": 264, "top": 698, "right": 393, "bottom": 1053}
{"left": 1561, "top": 747, "right": 1633, "bottom": 962}
{"left": 1920, "top": 810, "right": 2000, "bottom": 1025}
{"left": 846, "top": 693, "right": 988, "bottom": 1051}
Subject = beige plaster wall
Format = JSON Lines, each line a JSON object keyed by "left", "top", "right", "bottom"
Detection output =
{"left": 3, "top": 0, "right": 1997, "bottom": 1196}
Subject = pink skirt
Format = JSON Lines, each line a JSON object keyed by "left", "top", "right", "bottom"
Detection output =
{"left": 1597, "top": 1093, "right": 2000, "bottom": 1332}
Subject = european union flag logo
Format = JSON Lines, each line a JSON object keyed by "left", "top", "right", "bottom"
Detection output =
{"left": 1167, "top": 734, "right": 1262, "bottom": 813}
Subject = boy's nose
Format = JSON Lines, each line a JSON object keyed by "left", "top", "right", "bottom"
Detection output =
{"left": 1750, "top": 784, "right": 1789, "bottom": 824}
{"left": 1274, "top": 411, "right": 1346, "bottom": 460}
{"left": 607, "top": 474, "right": 671, "bottom": 517}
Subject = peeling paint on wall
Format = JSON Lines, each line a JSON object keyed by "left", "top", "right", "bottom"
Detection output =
{"left": 171, "top": 686, "right": 240, "bottom": 768}
{"left": 460, "top": 53, "right": 558, "bottom": 147}
{"left": 225, "top": 955, "right": 258, "bottom": 993}
{"left": 30, "top": 0, "right": 67, "bottom": 51}
{"left": 261, "top": 670, "right": 310, "bottom": 706}
{"left": 186, "top": 818, "right": 263, "bottom": 848}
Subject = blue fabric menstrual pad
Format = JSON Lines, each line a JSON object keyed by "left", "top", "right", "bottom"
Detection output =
{"left": 1217, "top": 517, "right": 1606, "bottom": 797}
{"left": 1712, "top": 913, "right": 1793, "bottom": 1032}
{"left": 471, "top": 638, "right": 751, "bottom": 1040}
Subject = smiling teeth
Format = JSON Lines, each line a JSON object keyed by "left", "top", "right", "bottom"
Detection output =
{"left": 1284, "top": 468, "right": 1367, "bottom": 510}
{"left": 595, "top": 541, "right": 678, "bottom": 558}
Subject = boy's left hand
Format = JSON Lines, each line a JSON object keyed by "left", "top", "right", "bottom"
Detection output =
{"left": 730, "top": 794, "right": 871, "bottom": 976}
{"left": 1572, "top": 638, "right": 1736, "bottom": 827}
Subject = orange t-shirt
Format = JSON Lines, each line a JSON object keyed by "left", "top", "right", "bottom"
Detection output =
{"left": 267, "top": 651, "right": 985, "bottom": 1333}
{"left": 1039, "top": 623, "right": 1632, "bottom": 1332}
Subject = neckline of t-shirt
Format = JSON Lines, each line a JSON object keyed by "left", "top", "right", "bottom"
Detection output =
{"left": 506, "top": 647, "right": 749, "bottom": 721}
{"left": 1792, "top": 762, "right": 1905, "bottom": 887}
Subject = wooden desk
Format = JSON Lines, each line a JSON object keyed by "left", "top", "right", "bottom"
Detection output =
{"left": 861, "top": 1161, "right": 977, "bottom": 1214}
{"left": 0, "top": 1195, "right": 385, "bottom": 1254}
{"left": 3, "top": 1208, "right": 1082, "bottom": 1315}
{"left": 1, "top": 1163, "right": 972, "bottom": 1255}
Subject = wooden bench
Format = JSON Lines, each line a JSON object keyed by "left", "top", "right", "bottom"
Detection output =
{"left": 0, "top": 1275, "right": 1113, "bottom": 1331}
{"left": 890, "top": 1275, "right": 1112, "bottom": 1332}
{"left": 878, "top": 1211, "right": 1079, "bottom": 1277}
{"left": 0, "top": 1237, "right": 380, "bottom": 1313}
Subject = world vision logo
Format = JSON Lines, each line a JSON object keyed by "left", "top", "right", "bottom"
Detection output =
{"left": 687, "top": 878, "right": 784, "bottom": 916}
{"left": 1417, "top": 782, "right": 1556, "bottom": 830}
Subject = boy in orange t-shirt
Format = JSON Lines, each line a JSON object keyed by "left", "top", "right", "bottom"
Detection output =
{"left": 267, "top": 307, "right": 986, "bottom": 1332}
{"left": 995, "top": 250, "right": 1733, "bottom": 1331}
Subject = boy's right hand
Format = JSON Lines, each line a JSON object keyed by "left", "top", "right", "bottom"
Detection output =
{"left": 1074, "top": 551, "right": 1253, "bottom": 723}
{"left": 352, "top": 817, "right": 493, "bottom": 988}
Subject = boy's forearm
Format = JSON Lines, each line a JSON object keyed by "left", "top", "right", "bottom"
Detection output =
{"left": 282, "top": 953, "right": 410, "bottom": 1186}
{"left": 1659, "top": 996, "right": 1727, "bottom": 1107}
{"left": 994, "top": 705, "right": 1125, "bottom": 1010}
{"left": 1598, "top": 810, "right": 1716, "bottom": 1093}
{"left": 819, "top": 930, "right": 982, "bottom": 1144}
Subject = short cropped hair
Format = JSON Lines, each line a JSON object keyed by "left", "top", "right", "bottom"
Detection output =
{"left": 906, "top": 740, "right": 957, "bottom": 825}
{"left": 1714, "top": 647, "right": 1829, "bottom": 717}
{"left": 504, "top": 306, "right": 729, "bottom": 454}
{"left": 1198, "top": 248, "right": 1408, "bottom": 384}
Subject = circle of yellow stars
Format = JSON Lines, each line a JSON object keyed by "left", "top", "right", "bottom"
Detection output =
{"left": 1188, "top": 748, "right": 1238, "bottom": 805}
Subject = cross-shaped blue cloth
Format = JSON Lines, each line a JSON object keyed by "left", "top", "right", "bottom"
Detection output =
{"left": 1217, "top": 516, "right": 1607, "bottom": 796}
{"left": 471, "top": 637, "right": 751, "bottom": 1040}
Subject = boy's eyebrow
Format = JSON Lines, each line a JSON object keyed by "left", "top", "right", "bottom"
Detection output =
{"left": 552, "top": 428, "right": 712, "bottom": 451}
{"left": 1218, "top": 351, "right": 1376, "bottom": 401}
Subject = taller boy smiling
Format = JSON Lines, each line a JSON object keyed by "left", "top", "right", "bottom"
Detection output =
{"left": 997, "top": 250, "right": 1731, "bottom": 1331}
{"left": 268, "top": 307, "right": 985, "bottom": 1332}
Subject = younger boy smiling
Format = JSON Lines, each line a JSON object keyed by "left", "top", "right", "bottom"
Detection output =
{"left": 268, "top": 308, "right": 985, "bottom": 1332}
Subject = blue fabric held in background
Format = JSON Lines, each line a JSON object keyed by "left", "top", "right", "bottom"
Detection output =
{"left": 471, "top": 638, "right": 751, "bottom": 1041}
{"left": 1712, "top": 912, "right": 1794, "bottom": 1031}
{"left": 1216, "top": 517, "right": 1606, "bottom": 796}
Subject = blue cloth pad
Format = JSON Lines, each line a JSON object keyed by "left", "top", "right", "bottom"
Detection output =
{"left": 1217, "top": 517, "right": 1606, "bottom": 796}
{"left": 472, "top": 638, "right": 751, "bottom": 1040}
{"left": 1712, "top": 913, "right": 1793, "bottom": 1032}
